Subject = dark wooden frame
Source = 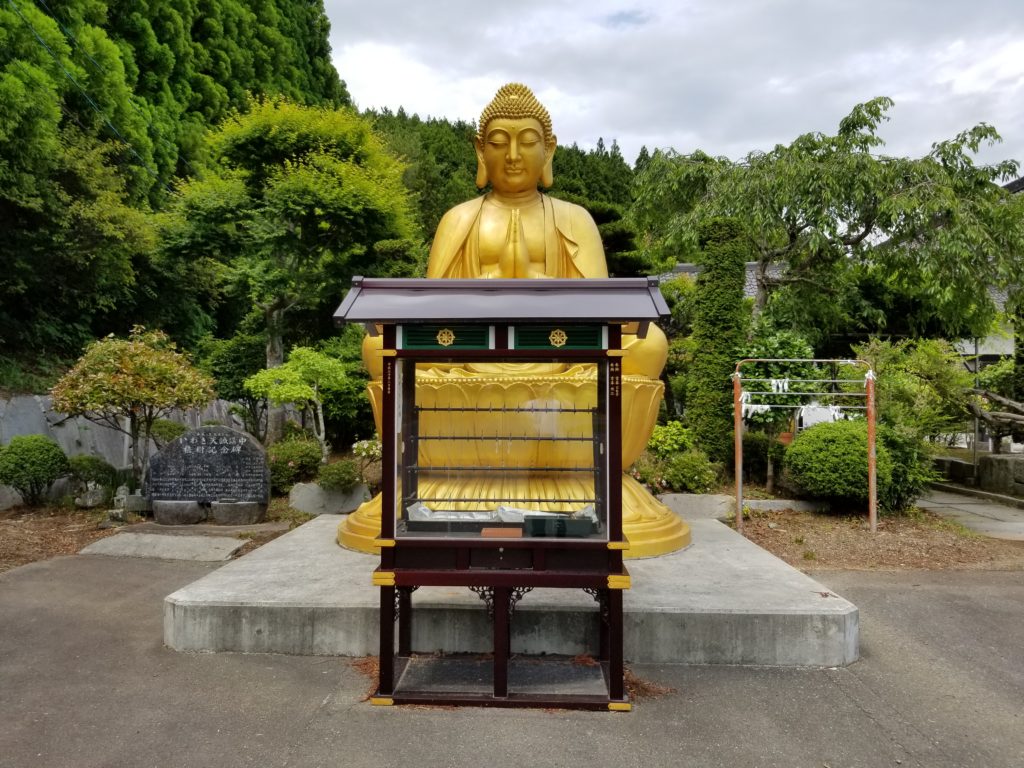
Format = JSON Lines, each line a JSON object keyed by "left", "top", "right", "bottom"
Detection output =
{"left": 334, "top": 279, "right": 668, "bottom": 711}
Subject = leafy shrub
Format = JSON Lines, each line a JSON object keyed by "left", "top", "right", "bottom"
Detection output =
{"left": 631, "top": 448, "right": 720, "bottom": 494}
{"left": 352, "top": 437, "right": 382, "bottom": 462}
{"left": 879, "top": 425, "right": 937, "bottom": 512}
{"left": 281, "top": 420, "right": 317, "bottom": 442}
{"left": 784, "top": 421, "right": 893, "bottom": 511}
{"left": 150, "top": 419, "right": 188, "bottom": 447}
{"left": 662, "top": 449, "right": 720, "bottom": 493}
{"left": 267, "top": 438, "right": 322, "bottom": 494}
{"left": 68, "top": 454, "right": 117, "bottom": 488}
{"left": 0, "top": 435, "right": 70, "bottom": 506}
{"left": 850, "top": 338, "right": 972, "bottom": 440}
{"left": 647, "top": 421, "right": 694, "bottom": 459}
{"left": 318, "top": 460, "right": 360, "bottom": 493}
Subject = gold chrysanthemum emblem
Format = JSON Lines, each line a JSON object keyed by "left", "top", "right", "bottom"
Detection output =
{"left": 436, "top": 328, "right": 456, "bottom": 347}
{"left": 549, "top": 329, "right": 568, "bottom": 347}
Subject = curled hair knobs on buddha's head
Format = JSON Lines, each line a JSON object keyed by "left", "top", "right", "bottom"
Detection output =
{"left": 477, "top": 83, "right": 553, "bottom": 143}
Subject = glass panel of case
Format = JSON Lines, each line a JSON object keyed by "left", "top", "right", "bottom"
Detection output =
{"left": 395, "top": 359, "right": 608, "bottom": 541}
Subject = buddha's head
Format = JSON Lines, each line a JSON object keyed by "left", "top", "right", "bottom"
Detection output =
{"left": 475, "top": 83, "right": 557, "bottom": 192}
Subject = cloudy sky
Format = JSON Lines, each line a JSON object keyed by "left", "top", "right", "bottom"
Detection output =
{"left": 325, "top": 0, "right": 1024, "bottom": 174}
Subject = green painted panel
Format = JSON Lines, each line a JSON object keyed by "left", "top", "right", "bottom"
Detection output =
{"left": 514, "top": 325, "right": 604, "bottom": 350}
{"left": 402, "top": 324, "right": 490, "bottom": 349}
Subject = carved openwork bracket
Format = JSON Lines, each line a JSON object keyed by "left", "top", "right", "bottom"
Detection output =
{"left": 468, "top": 586, "right": 534, "bottom": 620}
{"left": 469, "top": 586, "right": 494, "bottom": 618}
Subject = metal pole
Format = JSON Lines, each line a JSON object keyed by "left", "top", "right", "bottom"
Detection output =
{"left": 733, "top": 370, "right": 744, "bottom": 533}
{"left": 866, "top": 371, "right": 877, "bottom": 533}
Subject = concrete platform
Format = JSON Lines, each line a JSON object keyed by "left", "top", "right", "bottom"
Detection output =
{"left": 164, "top": 515, "right": 858, "bottom": 666}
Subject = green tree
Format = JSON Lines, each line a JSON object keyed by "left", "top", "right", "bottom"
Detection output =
{"left": 50, "top": 327, "right": 214, "bottom": 486}
{"left": 0, "top": 3, "right": 157, "bottom": 356}
{"left": 737, "top": 328, "right": 818, "bottom": 492}
{"left": 687, "top": 219, "right": 749, "bottom": 461}
{"left": 1, "top": 0, "right": 349, "bottom": 373}
{"left": 167, "top": 98, "right": 417, "bottom": 438}
{"left": 196, "top": 327, "right": 268, "bottom": 441}
{"left": 631, "top": 98, "right": 1024, "bottom": 340}
{"left": 368, "top": 108, "right": 477, "bottom": 237}
{"left": 244, "top": 346, "right": 348, "bottom": 459}
{"left": 850, "top": 338, "right": 973, "bottom": 442}
{"left": 658, "top": 274, "right": 697, "bottom": 416}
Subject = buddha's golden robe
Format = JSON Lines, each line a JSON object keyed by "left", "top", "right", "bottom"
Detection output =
{"left": 345, "top": 195, "right": 689, "bottom": 558}
{"left": 427, "top": 194, "right": 607, "bottom": 280}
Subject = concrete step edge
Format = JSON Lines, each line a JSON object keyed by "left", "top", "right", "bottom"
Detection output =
{"left": 929, "top": 482, "right": 1024, "bottom": 510}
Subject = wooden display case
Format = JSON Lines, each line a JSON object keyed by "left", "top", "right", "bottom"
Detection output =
{"left": 334, "top": 277, "right": 669, "bottom": 710}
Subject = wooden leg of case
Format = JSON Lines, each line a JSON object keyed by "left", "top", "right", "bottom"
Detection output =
{"left": 608, "top": 588, "right": 624, "bottom": 701}
{"left": 398, "top": 587, "right": 412, "bottom": 656}
{"left": 493, "top": 587, "right": 510, "bottom": 698}
{"left": 378, "top": 586, "right": 396, "bottom": 695}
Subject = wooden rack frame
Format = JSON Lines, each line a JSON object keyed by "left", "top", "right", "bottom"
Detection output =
{"left": 334, "top": 277, "right": 670, "bottom": 711}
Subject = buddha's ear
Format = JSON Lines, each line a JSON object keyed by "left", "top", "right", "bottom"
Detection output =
{"left": 541, "top": 135, "right": 557, "bottom": 188}
{"left": 474, "top": 137, "right": 488, "bottom": 189}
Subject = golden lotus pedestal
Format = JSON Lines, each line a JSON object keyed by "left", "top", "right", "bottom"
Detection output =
{"left": 337, "top": 370, "right": 690, "bottom": 559}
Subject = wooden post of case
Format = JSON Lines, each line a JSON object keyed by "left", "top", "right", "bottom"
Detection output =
{"left": 607, "top": 588, "right": 624, "bottom": 701}
{"left": 607, "top": 342, "right": 623, "bottom": 544}
{"left": 493, "top": 588, "right": 510, "bottom": 698}
{"left": 598, "top": 589, "right": 610, "bottom": 661}
{"left": 378, "top": 585, "right": 396, "bottom": 695}
{"left": 398, "top": 588, "right": 413, "bottom": 656}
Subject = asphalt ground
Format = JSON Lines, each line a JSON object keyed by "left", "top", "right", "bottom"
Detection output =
{"left": 1, "top": 555, "right": 1021, "bottom": 768}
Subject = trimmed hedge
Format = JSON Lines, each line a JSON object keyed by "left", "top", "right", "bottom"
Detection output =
{"left": 267, "top": 438, "right": 321, "bottom": 494}
{"left": 647, "top": 420, "right": 694, "bottom": 459}
{"left": 69, "top": 454, "right": 117, "bottom": 488}
{"left": 687, "top": 218, "right": 748, "bottom": 462}
{"left": 784, "top": 421, "right": 892, "bottom": 511}
{"left": 0, "top": 435, "right": 70, "bottom": 506}
{"left": 318, "top": 459, "right": 359, "bottom": 493}
{"left": 632, "top": 448, "right": 720, "bottom": 494}
{"left": 150, "top": 419, "right": 188, "bottom": 447}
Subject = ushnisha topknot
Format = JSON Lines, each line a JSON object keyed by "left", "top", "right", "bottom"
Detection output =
{"left": 477, "top": 83, "right": 553, "bottom": 143}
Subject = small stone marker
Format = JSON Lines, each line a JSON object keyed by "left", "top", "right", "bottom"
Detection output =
{"left": 148, "top": 426, "right": 269, "bottom": 525}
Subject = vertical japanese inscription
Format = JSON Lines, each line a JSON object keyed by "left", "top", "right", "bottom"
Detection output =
{"left": 147, "top": 425, "right": 270, "bottom": 502}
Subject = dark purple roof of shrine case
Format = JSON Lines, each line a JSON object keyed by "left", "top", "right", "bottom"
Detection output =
{"left": 334, "top": 277, "right": 671, "bottom": 325}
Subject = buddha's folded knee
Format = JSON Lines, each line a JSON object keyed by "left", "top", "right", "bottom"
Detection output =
{"left": 621, "top": 323, "right": 668, "bottom": 378}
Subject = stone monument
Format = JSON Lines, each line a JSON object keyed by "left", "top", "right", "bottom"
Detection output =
{"left": 148, "top": 425, "right": 269, "bottom": 525}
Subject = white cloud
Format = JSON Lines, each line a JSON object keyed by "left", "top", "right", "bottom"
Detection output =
{"left": 325, "top": 0, "right": 1024, "bottom": 172}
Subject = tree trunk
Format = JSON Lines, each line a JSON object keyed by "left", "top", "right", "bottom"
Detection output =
{"left": 766, "top": 453, "right": 775, "bottom": 494}
{"left": 129, "top": 414, "right": 143, "bottom": 492}
{"left": 265, "top": 305, "right": 286, "bottom": 444}
{"left": 314, "top": 398, "right": 329, "bottom": 462}
{"left": 138, "top": 415, "right": 153, "bottom": 492}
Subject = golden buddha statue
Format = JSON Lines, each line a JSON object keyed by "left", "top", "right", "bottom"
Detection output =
{"left": 340, "top": 83, "right": 689, "bottom": 558}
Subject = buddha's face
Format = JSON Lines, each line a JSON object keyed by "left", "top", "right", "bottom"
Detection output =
{"left": 477, "top": 117, "right": 552, "bottom": 194}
